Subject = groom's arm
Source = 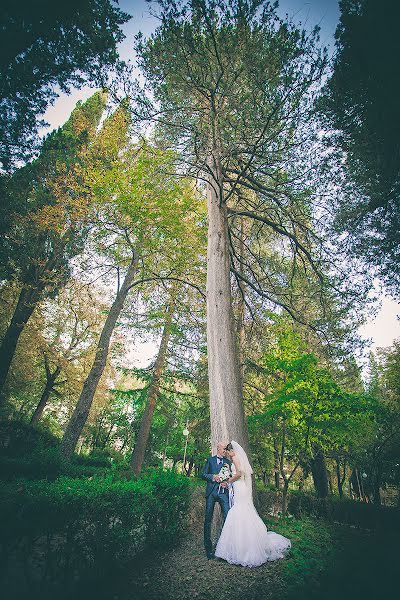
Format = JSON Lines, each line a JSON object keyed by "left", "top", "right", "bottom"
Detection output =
{"left": 201, "top": 458, "right": 215, "bottom": 482}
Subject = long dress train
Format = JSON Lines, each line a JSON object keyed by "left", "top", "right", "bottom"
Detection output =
{"left": 214, "top": 463, "right": 291, "bottom": 567}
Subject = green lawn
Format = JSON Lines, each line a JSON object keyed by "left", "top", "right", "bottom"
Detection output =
{"left": 274, "top": 516, "right": 396, "bottom": 600}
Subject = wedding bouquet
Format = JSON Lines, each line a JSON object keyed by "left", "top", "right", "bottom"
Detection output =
{"left": 218, "top": 463, "right": 231, "bottom": 482}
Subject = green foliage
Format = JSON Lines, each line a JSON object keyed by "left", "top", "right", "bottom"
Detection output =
{"left": 249, "top": 320, "right": 373, "bottom": 493}
{"left": 0, "top": 419, "right": 59, "bottom": 456}
{"left": 359, "top": 343, "right": 400, "bottom": 500}
{"left": 320, "top": 0, "right": 400, "bottom": 293}
{"left": 273, "top": 517, "right": 334, "bottom": 598}
{"left": 288, "top": 490, "right": 400, "bottom": 532}
{"left": 0, "top": 469, "right": 190, "bottom": 597}
{"left": 0, "top": 0, "right": 130, "bottom": 170}
{"left": 0, "top": 91, "right": 108, "bottom": 286}
{"left": 0, "top": 420, "right": 111, "bottom": 481}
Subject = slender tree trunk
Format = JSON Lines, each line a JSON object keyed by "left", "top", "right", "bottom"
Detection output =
{"left": 130, "top": 302, "right": 174, "bottom": 475}
{"left": 335, "top": 457, "right": 344, "bottom": 498}
{"left": 30, "top": 364, "right": 61, "bottom": 424}
{"left": 102, "top": 423, "right": 115, "bottom": 448}
{"left": 271, "top": 418, "right": 281, "bottom": 489}
{"left": 298, "top": 463, "right": 310, "bottom": 492}
{"left": 206, "top": 149, "right": 249, "bottom": 454}
{"left": 0, "top": 285, "right": 42, "bottom": 398}
{"left": 61, "top": 253, "right": 139, "bottom": 459}
{"left": 274, "top": 450, "right": 281, "bottom": 489}
{"left": 282, "top": 480, "right": 289, "bottom": 516}
{"left": 186, "top": 458, "right": 194, "bottom": 477}
{"left": 310, "top": 444, "right": 329, "bottom": 498}
{"left": 372, "top": 464, "right": 382, "bottom": 505}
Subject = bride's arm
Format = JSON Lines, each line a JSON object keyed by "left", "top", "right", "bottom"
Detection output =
{"left": 228, "top": 457, "right": 242, "bottom": 483}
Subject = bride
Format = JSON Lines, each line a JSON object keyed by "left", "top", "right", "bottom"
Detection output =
{"left": 214, "top": 440, "right": 291, "bottom": 567}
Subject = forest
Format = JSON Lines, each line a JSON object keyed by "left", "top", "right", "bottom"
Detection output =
{"left": 0, "top": 1, "right": 399, "bottom": 599}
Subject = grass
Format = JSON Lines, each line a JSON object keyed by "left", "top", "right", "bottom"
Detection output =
{"left": 86, "top": 513, "right": 397, "bottom": 600}
{"left": 274, "top": 516, "right": 397, "bottom": 600}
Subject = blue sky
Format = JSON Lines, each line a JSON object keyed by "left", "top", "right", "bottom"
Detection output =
{"left": 41, "top": 0, "right": 399, "bottom": 360}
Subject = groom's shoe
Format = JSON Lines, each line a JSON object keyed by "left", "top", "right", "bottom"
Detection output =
{"left": 206, "top": 551, "right": 215, "bottom": 560}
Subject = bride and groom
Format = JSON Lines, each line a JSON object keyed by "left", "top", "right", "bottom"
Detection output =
{"left": 202, "top": 440, "right": 291, "bottom": 567}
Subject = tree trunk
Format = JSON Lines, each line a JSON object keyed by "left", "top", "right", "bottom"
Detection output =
{"left": 206, "top": 151, "right": 249, "bottom": 454}
{"left": 274, "top": 449, "right": 281, "bottom": 490}
{"left": 30, "top": 364, "right": 61, "bottom": 424}
{"left": 272, "top": 419, "right": 280, "bottom": 489}
{"left": 236, "top": 216, "right": 247, "bottom": 389}
{"left": 310, "top": 444, "right": 329, "bottom": 498}
{"left": 298, "top": 463, "right": 310, "bottom": 492}
{"left": 372, "top": 464, "right": 382, "bottom": 505}
{"left": 335, "top": 457, "right": 344, "bottom": 498}
{"left": 102, "top": 423, "right": 115, "bottom": 448}
{"left": 61, "top": 253, "right": 139, "bottom": 459}
{"left": 282, "top": 481, "right": 289, "bottom": 516}
{"left": 130, "top": 302, "right": 174, "bottom": 475}
{"left": 0, "top": 285, "right": 42, "bottom": 399}
{"left": 186, "top": 458, "right": 194, "bottom": 477}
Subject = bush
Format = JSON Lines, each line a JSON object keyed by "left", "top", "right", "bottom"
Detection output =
{"left": 71, "top": 449, "right": 112, "bottom": 468}
{"left": 0, "top": 420, "right": 59, "bottom": 457}
{"left": 0, "top": 469, "right": 190, "bottom": 598}
{"left": 0, "top": 446, "right": 111, "bottom": 481}
{"left": 0, "top": 421, "right": 116, "bottom": 481}
{"left": 288, "top": 490, "right": 400, "bottom": 532}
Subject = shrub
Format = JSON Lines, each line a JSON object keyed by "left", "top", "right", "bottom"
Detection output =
{"left": 288, "top": 490, "right": 400, "bottom": 532}
{"left": 0, "top": 420, "right": 59, "bottom": 457}
{"left": 0, "top": 446, "right": 111, "bottom": 481}
{"left": 71, "top": 449, "right": 112, "bottom": 468}
{"left": 0, "top": 469, "right": 190, "bottom": 597}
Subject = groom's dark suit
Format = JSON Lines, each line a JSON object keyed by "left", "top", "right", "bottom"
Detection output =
{"left": 202, "top": 454, "right": 232, "bottom": 557}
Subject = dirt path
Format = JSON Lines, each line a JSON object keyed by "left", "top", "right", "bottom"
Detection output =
{"left": 112, "top": 527, "right": 287, "bottom": 600}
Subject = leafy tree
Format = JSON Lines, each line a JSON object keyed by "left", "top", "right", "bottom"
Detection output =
{"left": 249, "top": 321, "right": 373, "bottom": 513}
{"left": 60, "top": 129, "right": 204, "bottom": 458}
{"left": 320, "top": 0, "right": 400, "bottom": 294}
{"left": 29, "top": 281, "right": 105, "bottom": 425}
{"left": 363, "top": 343, "right": 400, "bottom": 504}
{"left": 132, "top": 0, "right": 329, "bottom": 454}
{"left": 0, "top": 92, "right": 108, "bottom": 401}
{"left": 0, "top": 0, "right": 130, "bottom": 170}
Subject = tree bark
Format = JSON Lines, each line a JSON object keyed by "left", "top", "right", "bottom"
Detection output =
{"left": 236, "top": 216, "right": 247, "bottom": 389}
{"left": 61, "top": 253, "right": 139, "bottom": 459}
{"left": 0, "top": 284, "right": 43, "bottom": 399}
{"left": 298, "top": 463, "right": 310, "bottom": 492}
{"left": 282, "top": 481, "right": 289, "bottom": 516}
{"left": 310, "top": 444, "right": 329, "bottom": 498}
{"left": 335, "top": 456, "right": 346, "bottom": 498}
{"left": 273, "top": 450, "right": 280, "bottom": 490}
{"left": 206, "top": 150, "right": 249, "bottom": 455}
{"left": 102, "top": 423, "right": 115, "bottom": 449}
{"left": 272, "top": 420, "right": 281, "bottom": 489}
{"left": 130, "top": 302, "right": 174, "bottom": 475}
{"left": 372, "top": 464, "right": 382, "bottom": 505}
{"left": 30, "top": 363, "right": 62, "bottom": 424}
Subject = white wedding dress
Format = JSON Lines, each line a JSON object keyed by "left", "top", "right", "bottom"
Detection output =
{"left": 214, "top": 441, "right": 291, "bottom": 567}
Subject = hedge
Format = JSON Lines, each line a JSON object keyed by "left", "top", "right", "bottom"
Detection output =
{"left": 288, "top": 490, "right": 400, "bottom": 532}
{"left": 0, "top": 469, "right": 190, "bottom": 598}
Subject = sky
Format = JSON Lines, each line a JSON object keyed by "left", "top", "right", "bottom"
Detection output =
{"left": 41, "top": 0, "right": 400, "bottom": 365}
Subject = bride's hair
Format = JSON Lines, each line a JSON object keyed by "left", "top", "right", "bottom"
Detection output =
{"left": 224, "top": 442, "right": 233, "bottom": 451}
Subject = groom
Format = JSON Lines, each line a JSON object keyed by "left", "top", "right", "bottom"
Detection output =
{"left": 201, "top": 441, "right": 232, "bottom": 559}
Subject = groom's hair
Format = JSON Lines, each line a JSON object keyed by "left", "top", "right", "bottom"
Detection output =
{"left": 224, "top": 443, "right": 233, "bottom": 451}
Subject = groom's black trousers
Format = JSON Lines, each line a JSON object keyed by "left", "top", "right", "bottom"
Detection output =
{"left": 204, "top": 488, "right": 230, "bottom": 555}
